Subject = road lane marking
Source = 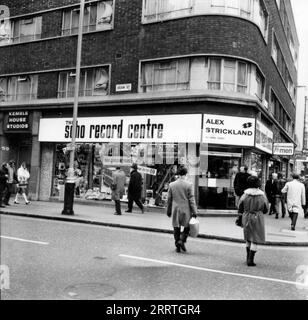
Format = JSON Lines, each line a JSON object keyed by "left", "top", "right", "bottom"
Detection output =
{"left": 0, "top": 235, "right": 49, "bottom": 245}
{"left": 119, "top": 254, "right": 307, "bottom": 288}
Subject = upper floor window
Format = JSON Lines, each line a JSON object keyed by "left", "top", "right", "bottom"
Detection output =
{"left": 143, "top": 0, "right": 269, "bottom": 38}
{"left": 0, "top": 16, "right": 42, "bottom": 45}
{"left": 12, "top": 16, "right": 42, "bottom": 43}
{"left": 140, "top": 56, "right": 264, "bottom": 101}
{"left": 141, "top": 59, "right": 190, "bottom": 92}
{"left": 62, "top": 1, "right": 113, "bottom": 35}
{"left": 272, "top": 33, "right": 278, "bottom": 64}
{"left": 0, "top": 75, "right": 38, "bottom": 101}
{"left": 58, "top": 67, "right": 109, "bottom": 98}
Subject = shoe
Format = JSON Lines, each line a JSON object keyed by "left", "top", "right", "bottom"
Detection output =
{"left": 291, "top": 226, "right": 295, "bottom": 231}
{"left": 178, "top": 240, "right": 186, "bottom": 252}
{"left": 247, "top": 250, "right": 256, "bottom": 267}
{"left": 282, "top": 215, "right": 285, "bottom": 218}
{"left": 0, "top": 205, "right": 5, "bottom": 208}
{"left": 114, "top": 212, "right": 121, "bottom": 215}
{"left": 275, "top": 215, "right": 278, "bottom": 219}
{"left": 5, "top": 203, "right": 10, "bottom": 206}
{"left": 26, "top": 201, "right": 30, "bottom": 205}
{"left": 14, "top": 201, "right": 19, "bottom": 204}
{"left": 141, "top": 209, "right": 145, "bottom": 214}
{"left": 175, "top": 243, "right": 181, "bottom": 253}
{"left": 125, "top": 210, "right": 132, "bottom": 213}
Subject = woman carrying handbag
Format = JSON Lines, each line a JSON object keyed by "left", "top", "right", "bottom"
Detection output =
{"left": 14, "top": 162, "right": 30, "bottom": 205}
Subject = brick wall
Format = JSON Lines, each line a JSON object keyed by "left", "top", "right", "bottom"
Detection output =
{"left": 0, "top": 0, "right": 297, "bottom": 121}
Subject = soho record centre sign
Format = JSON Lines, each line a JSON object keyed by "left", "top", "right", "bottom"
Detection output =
{"left": 38, "top": 114, "right": 202, "bottom": 143}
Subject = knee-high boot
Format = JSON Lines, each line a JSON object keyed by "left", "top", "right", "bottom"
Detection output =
{"left": 247, "top": 250, "right": 256, "bottom": 267}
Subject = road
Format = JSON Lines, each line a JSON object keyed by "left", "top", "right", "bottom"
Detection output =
{"left": 1, "top": 215, "right": 308, "bottom": 300}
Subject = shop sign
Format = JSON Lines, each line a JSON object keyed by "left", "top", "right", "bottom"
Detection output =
{"left": 137, "top": 166, "right": 157, "bottom": 176}
{"left": 273, "top": 143, "right": 294, "bottom": 156}
{"left": 6, "top": 111, "right": 30, "bottom": 131}
{"left": 255, "top": 120, "right": 273, "bottom": 154}
{"left": 38, "top": 114, "right": 202, "bottom": 143}
{"left": 202, "top": 114, "right": 255, "bottom": 146}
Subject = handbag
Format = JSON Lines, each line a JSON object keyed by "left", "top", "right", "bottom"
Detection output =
{"left": 189, "top": 217, "right": 199, "bottom": 238}
{"left": 235, "top": 215, "right": 242, "bottom": 227}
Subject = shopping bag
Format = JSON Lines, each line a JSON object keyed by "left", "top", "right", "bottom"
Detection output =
{"left": 189, "top": 217, "right": 199, "bottom": 238}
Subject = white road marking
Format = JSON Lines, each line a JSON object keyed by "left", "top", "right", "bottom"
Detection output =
{"left": 119, "top": 254, "right": 307, "bottom": 288}
{"left": 0, "top": 235, "right": 49, "bottom": 245}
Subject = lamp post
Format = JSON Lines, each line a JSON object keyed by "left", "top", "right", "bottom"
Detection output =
{"left": 62, "top": 0, "right": 85, "bottom": 215}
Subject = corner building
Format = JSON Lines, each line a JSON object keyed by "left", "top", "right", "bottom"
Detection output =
{"left": 0, "top": 0, "right": 299, "bottom": 210}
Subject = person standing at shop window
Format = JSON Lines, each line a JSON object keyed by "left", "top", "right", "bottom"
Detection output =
{"left": 125, "top": 163, "right": 144, "bottom": 214}
{"left": 281, "top": 173, "right": 306, "bottom": 231}
{"left": 3, "top": 160, "right": 17, "bottom": 206}
{"left": 167, "top": 166, "right": 198, "bottom": 253}
{"left": 111, "top": 166, "right": 126, "bottom": 215}
{"left": 0, "top": 163, "right": 8, "bottom": 208}
{"left": 238, "top": 176, "right": 268, "bottom": 267}
{"left": 14, "top": 162, "right": 30, "bottom": 205}
{"left": 234, "top": 166, "right": 250, "bottom": 207}
{"left": 265, "top": 173, "right": 280, "bottom": 217}
{"left": 277, "top": 172, "right": 287, "bottom": 218}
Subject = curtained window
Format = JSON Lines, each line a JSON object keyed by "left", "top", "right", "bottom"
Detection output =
{"left": 12, "top": 17, "right": 42, "bottom": 43}
{"left": 208, "top": 58, "right": 221, "bottom": 90}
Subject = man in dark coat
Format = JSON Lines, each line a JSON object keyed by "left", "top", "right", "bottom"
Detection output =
{"left": 125, "top": 163, "right": 144, "bottom": 214}
{"left": 0, "top": 163, "right": 8, "bottom": 208}
{"left": 265, "top": 173, "right": 280, "bottom": 216}
{"left": 234, "top": 166, "right": 250, "bottom": 207}
{"left": 3, "top": 160, "right": 17, "bottom": 206}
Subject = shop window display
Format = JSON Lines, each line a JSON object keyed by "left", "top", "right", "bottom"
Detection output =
{"left": 52, "top": 142, "right": 193, "bottom": 207}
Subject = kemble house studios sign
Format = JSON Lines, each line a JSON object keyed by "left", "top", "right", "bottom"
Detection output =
{"left": 202, "top": 114, "right": 256, "bottom": 146}
{"left": 6, "top": 111, "right": 30, "bottom": 131}
{"left": 38, "top": 114, "right": 202, "bottom": 143}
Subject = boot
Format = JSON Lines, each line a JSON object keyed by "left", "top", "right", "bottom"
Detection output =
{"left": 247, "top": 250, "right": 256, "bottom": 267}
{"left": 178, "top": 240, "right": 186, "bottom": 252}
{"left": 246, "top": 247, "right": 250, "bottom": 264}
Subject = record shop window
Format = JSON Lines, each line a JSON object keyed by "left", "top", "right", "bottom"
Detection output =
{"left": 58, "top": 67, "right": 109, "bottom": 98}
{"left": 62, "top": 1, "right": 113, "bottom": 35}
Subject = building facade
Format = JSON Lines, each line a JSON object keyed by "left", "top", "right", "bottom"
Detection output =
{"left": 0, "top": 0, "right": 299, "bottom": 210}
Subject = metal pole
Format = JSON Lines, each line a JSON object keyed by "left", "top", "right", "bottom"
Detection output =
{"left": 62, "top": 0, "right": 85, "bottom": 215}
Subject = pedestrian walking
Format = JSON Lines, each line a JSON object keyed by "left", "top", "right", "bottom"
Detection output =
{"left": 14, "top": 162, "right": 30, "bottom": 205}
{"left": 265, "top": 173, "right": 280, "bottom": 217}
{"left": 3, "top": 160, "right": 17, "bottom": 206}
{"left": 238, "top": 176, "right": 268, "bottom": 267}
{"left": 166, "top": 166, "right": 198, "bottom": 253}
{"left": 111, "top": 166, "right": 126, "bottom": 215}
{"left": 0, "top": 163, "right": 8, "bottom": 208}
{"left": 277, "top": 172, "right": 287, "bottom": 218}
{"left": 281, "top": 173, "right": 306, "bottom": 230}
{"left": 303, "top": 175, "right": 308, "bottom": 219}
{"left": 234, "top": 166, "right": 250, "bottom": 207}
{"left": 125, "top": 163, "right": 144, "bottom": 214}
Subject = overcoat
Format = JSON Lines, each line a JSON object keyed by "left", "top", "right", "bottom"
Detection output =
{"left": 166, "top": 177, "right": 198, "bottom": 228}
{"left": 111, "top": 169, "right": 126, "bottom": 201}
{"left": 238, "top": 188, "right": 268, "bottom": 244}
{"left": 127, "top": 169, "right": 143, "bottom": 198}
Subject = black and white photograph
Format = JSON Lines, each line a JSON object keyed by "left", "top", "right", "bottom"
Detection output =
{"left": 1, "top": 0, "right": 308, "bottom": 307}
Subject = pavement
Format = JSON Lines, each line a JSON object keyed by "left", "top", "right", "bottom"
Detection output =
{"left": 1, "top": 198, "right": 308, "bottom": 246}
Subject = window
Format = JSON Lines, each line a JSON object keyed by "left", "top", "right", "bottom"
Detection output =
{"left": 141, "top": 59, "right": 190, "bottom": 92}
{"left": 255, "top": 69, "right": 264, "bottom": 100}
{"left": 272, "top": 33, "right": 278, "bottom": 64}
{"left": 208, "top": 58, "right": 248, "bottom": 93}
{"left": 62, "top": 1, "right": 113, "bottom": 35}
{"left": 0, "top": 75, "right": 38, "bottom": 101}
{"left": 12, "top": 16, "right": 42, "bottom": 43}
{"left": 58, "top": 67, "right": 109, "bottom": 98}
{"left": 0, "top": 19, "right": 11, "bottom": 45}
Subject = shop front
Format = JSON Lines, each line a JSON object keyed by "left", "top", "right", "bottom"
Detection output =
{"left": 38, "top": 114, "right": 202, "bottom": 207}
{"left": 198, "top": 114, "right": 256, "bottom": 210}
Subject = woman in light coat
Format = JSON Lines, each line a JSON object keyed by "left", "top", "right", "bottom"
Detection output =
{"left": 238, "top": 176, "right": 268, "bottom": 266}
{"left": 167, "top": 166, "right": 198, "bottom": 253}
{"left": 14, "top": 162, "right": 30, "bottom": 204}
